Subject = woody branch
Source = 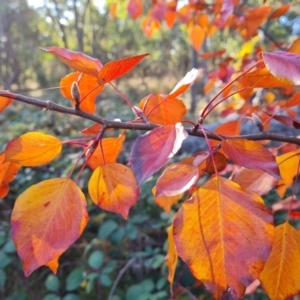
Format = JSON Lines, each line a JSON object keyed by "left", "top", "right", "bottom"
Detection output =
{"left": 1, "top": 90, "right": 300, "bottom": 146}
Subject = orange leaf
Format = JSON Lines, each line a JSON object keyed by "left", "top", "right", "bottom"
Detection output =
{"left": 173, "top": 176, "right": 274, "bottom": 299}
{"left": 244, "top": 6, "right": 272, "bottom": 39}
{"left": 210, "top": 120, "right": 241, "bottom": 151}
{"left": 188, "top": 25, "right": 205, "bottom": 52}
{"left": 97, "top": 53, "right": 149, "bottom": 85}
{"left": 0, "top": 152, "right": 19, "bottom": 199}
{"left": 88, "top": 163, "right": 139, "bottom": 219}
{"left": 152, "top": 187, "right": 183, "bottom": 214}
{"left": 127, "top": 0, "right": 143, "bottom": 20}
{"left": 41, "top": 47, "right": 102, "bottom": 77}
{"left": 60, "top": 72, "right": 105, "bottom": 113}
{"left": 139, "top": 94, "right": 187, "bottom": 125}
{"left": 222, "top": 139, "right": 280, "bottom": 178}
{"left": 240, "top": 66, "right": 293, "bottom": 88}
{"left": 260, "top": 222, "right": 300, "bottom": 299}
{"left": 204, "top": 78, "right": 216, "bottom": 93}
{"left": 11, "top": 178, "right": 88, "bottom": 277}
{"left": 232, "top": 168, "right": 278, "bottom": 195}
{"left": 0, "top": 95, "right": 13, "bottom": 113}
{"left": 268, "top": 4, "right": 291, "bottom": 20}
{"left": 276, "top": 150, "right": 300, "bottom": 197}
{"left": 156, "top": 163, "right": 199, "bottom": 197}
{"left": 80, "top": 123, "right": 113, "bottom": 135}
{"left": 204, "top": 151, "right": 227, "bottom": 174}
{"left": 200, "top": 49, "right": 226, "bottom": 59}
{"left": 286, "top": 90, "right": 300, "bottom": 108}
{"left": 109, "top": 1, "right": 118, "bottom": 20}
{"left": 168, "top": 68, "right": 199, "bottom": 98}
{"left": 5, "top": 132, "right": 62, "bottom": 167}
{"left": 130, "top": 123, "right": 188, "bottom": 185}
{"left": 164, "top": 10, "right": 177, "bottom": 29}
{"left": 87, "top": 135, "right": 125, "bottom": 170}
{"left": 165, "top": 223, "right": 178, "bottom": 290}
{"left": 289, "top": 38, "right": 300, "bottom": 54}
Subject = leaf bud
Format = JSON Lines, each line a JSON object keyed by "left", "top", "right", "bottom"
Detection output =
{"left": 71, "top": 82, "right": 81, "bottom": 108}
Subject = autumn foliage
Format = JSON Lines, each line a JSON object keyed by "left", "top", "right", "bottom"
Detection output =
{"left": 1, "top": 0, "right": 300, "bottom": 299}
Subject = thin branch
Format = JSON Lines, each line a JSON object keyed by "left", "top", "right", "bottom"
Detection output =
{"left": 1, "top": 90, "right": 300, "bottom": 146}
{"left": 259, "top": 26, "right": 285, "bottom": 51}
{"left": 107, "top": 257, "right": 137, "bottom": 300}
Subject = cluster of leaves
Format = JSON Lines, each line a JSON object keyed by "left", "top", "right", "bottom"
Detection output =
{"left": 1, "top": 1, "right": 300, "bottom": 300}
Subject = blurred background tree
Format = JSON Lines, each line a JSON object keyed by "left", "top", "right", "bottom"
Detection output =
{"left": 0, "top": 0, "right": 299, "bottom": 299}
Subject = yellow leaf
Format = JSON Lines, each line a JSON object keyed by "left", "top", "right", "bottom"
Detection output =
{"left": 260, "top": 222, "right": 300, "bottom": 300}
{"left": 5, "top": 132, "right": 62, "bottom": 166}
{"left": 88, "top": 163, "right": 139, "bottom": 219}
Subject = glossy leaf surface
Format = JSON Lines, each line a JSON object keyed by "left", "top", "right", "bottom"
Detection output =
{"left": 262, "top": 51, "right": 300, "bottom": 85}
{"left": 5, "top": 132, "right": 62, "bottom": 166}
{"left": 60, "top": 72, "right": 105, "bottom": 113}
{"left": 97, "top": 53, "right": 149, "bottom": 84}
{"left": 87, "top": 135, "right": 125, "bottom": 169}
{"left": 139, "top": 94, "right": 187, "bottom": 125}
{"left": 11, "top": 178, "right": 88, "bottom": 277}
{"left": 88, "top": 163, "right": 139, "bottom": 219}
{"left": 174, "top": 176, "right": 274, "bottom": 299}
{"left": 222, "top": 139, "right": 280, "bottom": 178}
{"left": 232, "top": 168, "right": 278, "bottom": 195}
{"left": 260, "top": 222, "right": 300, "bottom": 300}
{"left": 41, "top": 47, "right": 102, "bottom": 76}
{"left": 130, "top": 123, "right": 188, "bottom": 185}
{"left": 156, "top": 163, "right": 199, "bottom": 197}
{"left": 168, "top": 68, "right": 199, "bottom": 98}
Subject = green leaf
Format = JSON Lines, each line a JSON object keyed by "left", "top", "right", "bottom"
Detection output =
{"left": 152, "top": 254, "right": 165, "bottom": 269}
{"left": 126, "top": 223, "right": 138, "bottom": 240}
{"left": 66, "top": 267, "right": 84, "bottom": 291}
{"left": 3, "top": 240, "right": 16, "bottom": 253}
{"left": 100, "top": 273, "right": 112, "bottom": 286}
{"left": 85, "top": 279, "right": 95, "bottom": 294}
{"left": 62, "top": 294, "right": 81, "bottom": 300}
{"left": 0, "top": 269, "right": 6, "bottom": 288}
{"left": 129, "top": 215, "right": 149, "bottom": 224}
{"left": 98, "top": 220, "right": 118, "bottom": 239}
{"left": 126, "top": 284, "right": 144, "bottom": 300}
{"left": 88, "top": 250, "right": 104, "bottom": 269}
{"left": 42, "top": 295, "right": 61, "bottom": 300}
{"left": 110, "top": 227, "right": 125, "bottom": 244}
{"left": 0, "top": 232, "right": 6, "bottom": 247}
{"left": 0, "top": 251, "right": 12, "bottom": 268}
{"left": 45, "top": 274, "right": 60, "bottom": 292}
{"left": 102, "top": 260, "right": 117, "bottom": 274}
{"left": 156, "top": 278, "right": 167, "bottom": 290}
{"left": 141, "top": 279, "right": 155, "bottom": 293}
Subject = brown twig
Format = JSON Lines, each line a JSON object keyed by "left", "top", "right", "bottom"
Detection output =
{"left": 1, "top": 90, "right": 300, "bottom": 146}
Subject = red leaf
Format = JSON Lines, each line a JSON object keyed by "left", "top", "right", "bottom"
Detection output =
{"left": 97, "top": 53, "right": 149, "bottom": 84}
{"left": 80, "top": 123, "right": 112, "bottom": 135}
{"left": 262, "top": 51, "right": 300, "bottom": 85}
{"left": 41, "top": 47, "right": 102, "bottom": 77}
{"left": 130, "top": 123, "right": 188, "bottom": 185}
{"left": 222, "top": 139, "right": 281, "bottom": 178}
{"left": 268, "top": 4, "right": 291, "bottom": 20}
{"left": 271, "top": 114, "right": 300, "bottom": 129}
{"left": 127, "top": 0, "right": 143, "bottom": 20}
